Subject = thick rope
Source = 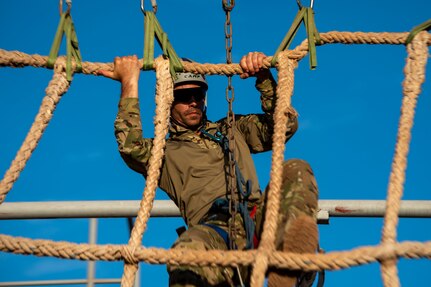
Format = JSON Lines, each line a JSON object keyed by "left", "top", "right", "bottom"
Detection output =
{"left": 1, "top": 30, "right": 430, "bottom": 285}
{"left": 0, "top": 50, "right": 49, "bottom": 68}
{"left": 1, "top": 32, "right": 430, "bottom": 76}
{"left": 250, "top": 51, "right": 297, "bottom": 287}
{"left": 0, "top": 234, "right": 430, "bottom": 270}
{"left": 380, "top": 32, "right": 429, "bottom": 287}
{"left": 121, "top": 56, "right": 174, "bottom": 287}
{"left": 0, "top": 61, "right": 70, "bottom": 204}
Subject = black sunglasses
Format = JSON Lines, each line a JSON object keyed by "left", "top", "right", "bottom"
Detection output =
{"left": 173, "top": 88, "right": 206, "bottom": 103}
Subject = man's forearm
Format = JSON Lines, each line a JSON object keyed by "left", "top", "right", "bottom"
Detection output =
{"left": 114, "top": 96, "right": 153, "bottom": 176}
{"left": 121, "top": 81, "right": 139, "bottom": 99}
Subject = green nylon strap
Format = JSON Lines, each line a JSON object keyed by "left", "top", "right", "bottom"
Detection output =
{"left": 65, "top": 15, "right": 82, "bottom": 80}
{"left": 143, "top": 11, "right": 155, "bottom": 70}
{"left": 271, "top": 7, "right": 321, "bottom": 70}
{"left": 304, "top": 7, "right": 321, "bottom": 69}
{"left": 47, "top": 11, "right": 82, "bottom": 81}
{"left": 406, "top": 19, "right": 431, "bottom": 45}
{"left": 47, "top": 13, "right": 67, "bottom": 68}
{"left": 143, "top": 11, "right": 183, "bottom": 79}
{"left": 271, "top": 7, "right": 306, "bottom": 67}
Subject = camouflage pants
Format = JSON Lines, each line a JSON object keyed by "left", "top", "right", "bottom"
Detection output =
{"left": 168, "top": 159, "right": 319, "bottom": 287}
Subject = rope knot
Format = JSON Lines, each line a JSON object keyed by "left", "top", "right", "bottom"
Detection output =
{"left": 379, "top": 243, "right": 398, "bottom": 262}
{"left": 122, "top": 246, "right": 140, "bottom": 265}
{"left": 53, "top": 57, "right": 67, "bottom": 73}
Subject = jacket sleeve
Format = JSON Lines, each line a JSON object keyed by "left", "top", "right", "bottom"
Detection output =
{"left": 114, "top": 97, "right": 153, "bottom": 177}
{"left": 234, "top": 73, "right": 298, "bottom": 153}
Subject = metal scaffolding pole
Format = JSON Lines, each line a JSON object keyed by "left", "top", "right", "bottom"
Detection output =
{"left": 0, "top": 199, "right": 430, "bottom": 287}
{"left": 318, "top": 199, "right": 431, "bottom": 217}
{"left": 0, "top": 279, "right": 122, "bottom": 286}
{"left": 87, "top": 218, "right": 97, "bottom": 287}
{"left": 0, "top": 200, "right": 430, "bottom": 220}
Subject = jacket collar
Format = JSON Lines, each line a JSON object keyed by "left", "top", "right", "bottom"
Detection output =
{"left": 169, "top": 119, "right": 219, "bottom": 140}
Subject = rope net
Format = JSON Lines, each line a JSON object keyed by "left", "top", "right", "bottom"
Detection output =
{"left": 0, "top": 30, "right": 430, "bottom": 287}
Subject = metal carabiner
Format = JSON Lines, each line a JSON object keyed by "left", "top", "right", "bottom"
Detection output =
{"left": 296, "top": 0, "right": 314, "bottom": 9}
{"left": 140, "top": 0, "right": 158, "bottom": 13}
{"left": 59, "top": 0, "right": 72, "bottom": 15}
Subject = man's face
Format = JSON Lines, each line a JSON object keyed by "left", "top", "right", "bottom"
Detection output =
{"left": 171, "top": 84, "right": 206, "bottom": 130}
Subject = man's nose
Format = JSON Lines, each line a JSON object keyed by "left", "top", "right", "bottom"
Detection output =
{"left": 188, "top": 100, "right": 198, "bottom": 108}
{"left": 187, "top": 95, "right": 199, "bottom": 104}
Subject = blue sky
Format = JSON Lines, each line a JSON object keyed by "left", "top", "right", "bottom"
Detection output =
{"left": 0, "top": 0, "right": 430, "bottom": 286}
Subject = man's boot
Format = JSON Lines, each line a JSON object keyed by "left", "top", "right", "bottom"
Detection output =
{"left": 267, "top": 214, "right": 318, "bottom": 287}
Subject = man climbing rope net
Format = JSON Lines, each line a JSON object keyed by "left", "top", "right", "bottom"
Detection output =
{"left": 98, "top": 52, "right": 319, "bottom": 287}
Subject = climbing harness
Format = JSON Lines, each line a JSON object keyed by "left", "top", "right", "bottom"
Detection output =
{"left": 271, "top": 0, "right": 321, "bottom": 69}
{"left": 200, "top": 128, "right": 325, "bottom": 287}
{"left": 47, "top": 0, "right": 82, "bottom": 81}
{"left": 199, "top": 128, "right": 253, "bottom": 287}
{"left": 199, "top": 129, "right": 256, "bottom": 251}
{"left": 141, "top": 0, "right": 183, "bottom": 79}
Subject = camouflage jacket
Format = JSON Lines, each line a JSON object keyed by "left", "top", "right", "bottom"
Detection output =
{"left": 114, "top": 75, "right": 298, "bottom": 227}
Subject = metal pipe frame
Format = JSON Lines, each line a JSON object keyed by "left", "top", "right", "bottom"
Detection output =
{"left": 1, "top": 199, "right": 430, "bottom": 287}
{"left": 0, "top": 200, "right": 430, "bottom": 220}
{"left": 87, "top": 218, "right": 97, "bottom": 287}
{"left": 0, "top": 279, "right": 122, "bottom": 286}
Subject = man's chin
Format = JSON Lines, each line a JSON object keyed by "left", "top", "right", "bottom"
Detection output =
{"left": 187, "top": 114, "right": 201, "bottom": 122}
{"left": 185, "top": 117, "right": 202, "bottom": 129}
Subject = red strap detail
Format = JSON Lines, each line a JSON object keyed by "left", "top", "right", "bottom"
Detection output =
{"left": 249, "top": 205, "right": 257, "bottom": 219}
{"left": 249, "top": 205, "right": 259, "bottom": 248}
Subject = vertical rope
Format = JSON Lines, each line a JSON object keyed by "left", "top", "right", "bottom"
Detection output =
{"left": 380, "top": 32, "right": 429, "bottom": 287}
{"left": 121, "top": 56, "right": 173, "bottom": 287}
{"left": 0, "top": 61, "right": 70, "bottom": 204}
{"left": 250, "top": 51, "right": 297, "bottom": 286}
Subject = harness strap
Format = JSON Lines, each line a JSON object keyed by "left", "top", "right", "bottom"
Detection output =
{"left": 200, "top": 128, "right": 256, "bottom": 249}
{"left": 47, "top": 10, "right": 82, "bottom": 81}
{"left": 203, "top": 223, "right": 231, "bottom": 249}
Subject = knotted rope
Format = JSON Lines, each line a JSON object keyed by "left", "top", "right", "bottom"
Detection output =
{"left": 0, "top": 234, "right": 430, "bottom": 270}
{"left": 121, "top": 56, "right": 174, "bottom": 287}
{"left": 251, "top": 51, "right": 298, "bottom": 287}
{"left": 380, "top": 31, "right": 429, "bottom": 287}
{"left": 0, "top": 60, "right": 70, "bottom": 204}
{"left": 2, "top": 32, "right": 430, "bottom": 75}
{"left": 0, "top": 30, "right": 430, "bottom": 287}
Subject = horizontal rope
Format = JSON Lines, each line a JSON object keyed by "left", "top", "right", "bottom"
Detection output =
{"left": 0, "top": 234, "right": 430, "bottom": 271}
{"left": 1, "top": 30, "right": 430, "bottom": 285}
{"left": 1, "top": 31, "right": 430, "bottom": 75}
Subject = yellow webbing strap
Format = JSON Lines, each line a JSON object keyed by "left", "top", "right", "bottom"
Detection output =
{"left": 271, "top": 6, "right": 321, "bottom": 70}
{"left": 143, "top": 11, "right": 183, "bottom": 79}
{"left": 47, "top": 10, "right": 82, "bottom": 81}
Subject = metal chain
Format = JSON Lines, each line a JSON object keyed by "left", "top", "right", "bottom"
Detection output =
{"left": 223, "top": 0, "right": 234, "bottom": 65}
{"left": 222, "top": 0, "right": 238, "bottom": 252}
